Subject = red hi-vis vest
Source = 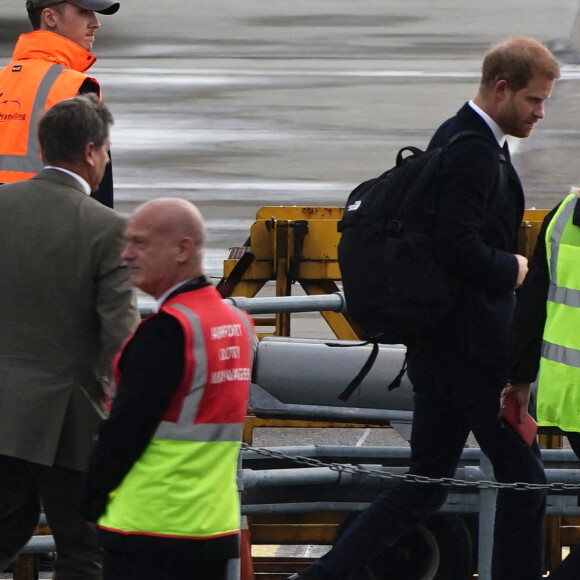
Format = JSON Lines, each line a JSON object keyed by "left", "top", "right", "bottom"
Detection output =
{"left": 0, "top": 31, "right": 100, "bottom": 183}
{"left": 99, "top": 285, "right": 256, "bottom": 540}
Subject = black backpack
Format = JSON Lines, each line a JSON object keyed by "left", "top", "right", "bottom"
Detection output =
{"left": 335, "top": 131, "right": 507, "bottom": 400}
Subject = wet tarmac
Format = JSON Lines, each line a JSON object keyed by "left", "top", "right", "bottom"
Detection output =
{"left": 2, "top": 0, "right": 580, "bottom": 279}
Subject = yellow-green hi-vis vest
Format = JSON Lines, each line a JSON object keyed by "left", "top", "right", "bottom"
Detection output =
{"left": 537, "top": 193, "right": 580, "bottom": 432}
{"left": 98, "top": 286, "right": 254, "bottom": 539}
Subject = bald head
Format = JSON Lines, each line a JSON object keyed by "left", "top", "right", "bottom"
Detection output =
{"left": 134, "top": 198, "right": 206, "bottom": 247}
{"left": 122, "top": 198, "right": 207, "bottom": 298}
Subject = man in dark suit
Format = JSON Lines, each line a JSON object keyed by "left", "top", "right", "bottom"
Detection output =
{"left": 0, "top": 94, "right": 139, "bottom": 579}
{"left": 288, "top": 36, "right": 560, "bottom": 580}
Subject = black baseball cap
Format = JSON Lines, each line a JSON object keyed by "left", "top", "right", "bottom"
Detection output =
{"left": 26, "top": 0, "right": 120, "bottom": 15}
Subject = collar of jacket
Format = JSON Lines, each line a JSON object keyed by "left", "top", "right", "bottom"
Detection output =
{"left": 456, "top": 102, "right": 501, "bottom": 146}
{"left": 164, "top": 277, "right": 213, "bottom": 303}
{"left": 13, "top": 30, "right": 97, "bottom": 73}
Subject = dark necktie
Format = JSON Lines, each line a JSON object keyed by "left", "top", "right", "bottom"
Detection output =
{"left": 502, "top": 141, "right": 511, "bottom": 163}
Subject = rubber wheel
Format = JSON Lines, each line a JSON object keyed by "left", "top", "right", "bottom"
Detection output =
{"left": 425, "top": 514, "right": 475, "bottom": 579}
{"left": 335, "top": 513, "right": 474, "bottom": 580}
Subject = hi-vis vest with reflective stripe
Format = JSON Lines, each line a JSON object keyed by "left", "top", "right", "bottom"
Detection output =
{"left": 0, "top": 31, "right": 99, "bottom": 183}
{"left": 98, "top": 285, "right": 255, "bottom": 539}
{"left": 537, "top": 193, "right": 580, "bottom": 432}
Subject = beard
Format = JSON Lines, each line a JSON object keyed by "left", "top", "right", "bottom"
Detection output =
{"left": 498, "top": 103, "right": 536, "bottom": 138}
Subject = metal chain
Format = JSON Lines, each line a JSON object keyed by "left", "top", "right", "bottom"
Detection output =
{"left": 242, "top": 443, "right": 580, "bottom": 491}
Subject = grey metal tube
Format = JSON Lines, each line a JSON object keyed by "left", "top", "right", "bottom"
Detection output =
{"left": 258, "top": 403, "right": 413, "bottom": 425}
{"left": 477, "top": 454, "right": 495, "bottom": 580}
{"left": 139, "top": 292, "right": 346, "bottom": 318}
{"left": 242, "top": 466, "right": 486, "bottom": 488}
{"left": 546, "top": 468, "right": 580, "bottom": 483}
{"left": 224, "top": 292, "right": 347, "bottom": 314}
{"left": 242, "top": 445, "right": 482, "bottom": 462}
{"left": 241, "top": 502, "right": 580, "bottom": 517}
{"left": 242, "top": 463, "right": 580, "bottom": 487}
{"left": 242, "top": 445, "right": 578, "bottom": 465}
{"left": 20, "top": 535, "right": 56, "bottom": 554}
{"left": 243, "top": 501, "right": 375, "bottom": 515}
{"left": 243, "top": 467, "right": 355, "bottom": 488}
{"left": 253, "top": 337, "right": 412, "bottom": 411}
{"left": 241, "top": 501, "right": 482, "bottom": 516}
{"left": 225, "top": 557, "right": 240, "bottom": 580}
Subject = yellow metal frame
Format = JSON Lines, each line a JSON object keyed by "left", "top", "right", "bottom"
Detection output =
{"left": 219, "top": 206, "right": 550, "bottom": 340}
{"left": 220, "top": 206, "right": 359, "bottom": 339}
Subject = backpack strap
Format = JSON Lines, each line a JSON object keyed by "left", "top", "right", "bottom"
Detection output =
{"left": 332, "top": 343, "right": 407, "bottom": 401}
{"left": 395, "top": 146, "right": 424, "bottom": 166}
{"left": 445, "top": 129, "right": 497, "bottom": 148}
{"left": 386, "top": 353, "right": 408, "bottom": 392}
{"left": 335, "top": 341, "right": 379, "bottom": 402}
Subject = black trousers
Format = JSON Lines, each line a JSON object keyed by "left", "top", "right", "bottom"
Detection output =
{"left": 103, "top": 548, "right": 229, "bottom": 580}
{"left": 0, "top": 454, "right": 102, "bottom": 579}
{"left": 309, "top": 389, "right": 547, "bottom": 580}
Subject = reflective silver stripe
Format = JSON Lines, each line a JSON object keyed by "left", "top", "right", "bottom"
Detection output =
{"left": 155, "top": 303, "right": 208, "bottom": 437}
{"left": 548, "top": 286, "right": 580, "bottom": 308}
{"left": 0, "top": 63, "right": 65, "bottom": 174}
{"left": 547, "top": 197, "right": 576, "bottom": 288}
{"left": 173, "top": 303, "right": 208, "bottom": 420}
{"left": 547, "top": 196, "right": 580, "bottom": 307}
{"left": 155, "top": 421, "right": 244, "bottom": 442}
{"left": 550, "top": 198, "right": 577, "bottom": 285}
{"left": 542, "top": 339, "right": 580, "bottom": 368}
{"left": 153, "top": 300, "right": 252, "bottom": 442}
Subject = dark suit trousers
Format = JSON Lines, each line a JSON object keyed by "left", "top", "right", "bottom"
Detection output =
{"left": 309, "top": 390, "right": 546, "bottom": 580}
{"left": 0, "top": 454, "right": 102, "bottom": 579}
{"left": 103, "top": 548, "right": 228, "bottom": 580}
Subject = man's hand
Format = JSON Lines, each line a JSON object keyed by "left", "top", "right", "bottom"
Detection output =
{"left": 514, "top": 254, "right": 528, "bottom": 288}
{"left": 514, "top": 254, "right": 529, "bottom": 288}
{"left": 501, "top": 383, "right": 531, "bottom": 423}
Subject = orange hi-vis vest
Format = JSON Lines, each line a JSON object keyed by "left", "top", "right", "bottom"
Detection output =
{"left": 0, "top": 31, "right": 100, "bottom": 183}
{"left": 99, "top": 286, "right": 255, "bottom": 540}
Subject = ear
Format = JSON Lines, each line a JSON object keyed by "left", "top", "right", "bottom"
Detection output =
{"left": 493, "top": 79, "right": 510, "bottom": 102}
{"left": 82, "top": 142, "right": 97, "bottom": 168}
{"left": 176, "top": 236, "right": 194, "bottom": 263}
{"left": 40, "top": 7, "right": 59, "bottom": 29}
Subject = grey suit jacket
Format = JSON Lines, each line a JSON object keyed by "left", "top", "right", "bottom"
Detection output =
{"left": 0, "top": 169, "right": 139, "bottom": 470}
